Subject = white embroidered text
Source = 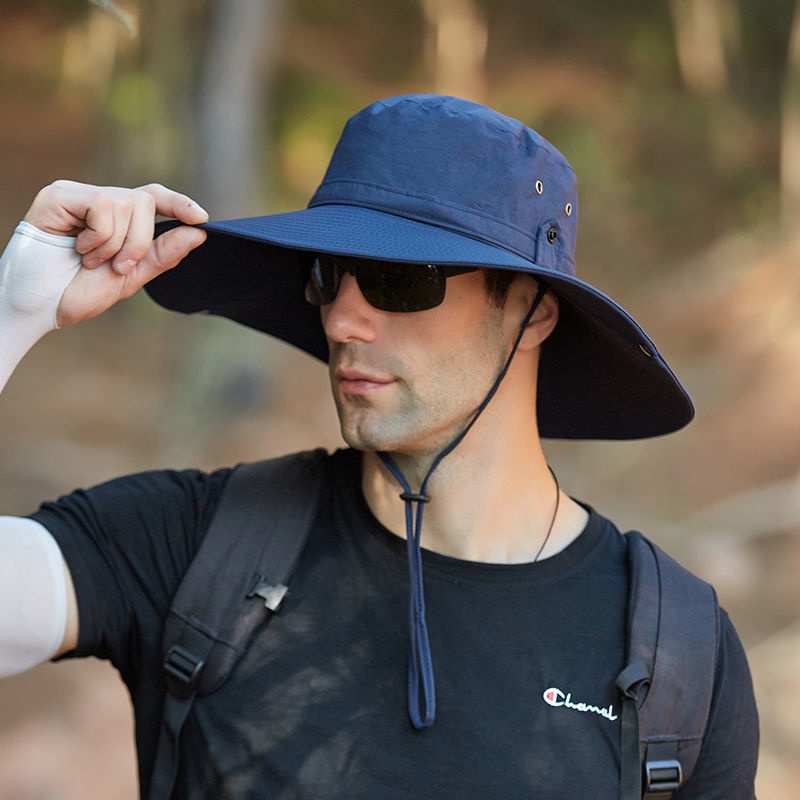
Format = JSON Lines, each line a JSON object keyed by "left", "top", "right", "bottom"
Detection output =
{"left": 542, "top": 687, "right": 618, "bottom": 722}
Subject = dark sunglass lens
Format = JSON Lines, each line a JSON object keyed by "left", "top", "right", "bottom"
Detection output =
{"left": 358, "top": 263, "right": 445, "bottom": 312}
{"left": 304, "top": 256, "right": 340, "bottom": 305}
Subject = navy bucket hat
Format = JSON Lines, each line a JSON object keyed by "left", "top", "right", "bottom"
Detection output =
{"left": 145, "top": 94, "right": 693, "bottom": 439}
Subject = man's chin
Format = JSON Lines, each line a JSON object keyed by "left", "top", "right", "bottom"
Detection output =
{"left": 339, "top": 426, "right": 394, "bottom": 453}
{"left": 338, "top": 416, "right": 409, "bottom": 454}
{"left": 340, "top": 427, "right": 450, "bottom": 467}
{"left": 336, "top": 406, "right": 453, "bottom": 457}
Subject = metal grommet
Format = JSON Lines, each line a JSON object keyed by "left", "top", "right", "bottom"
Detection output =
{"left": 535, "top": 180, "right": 544, "bottom": 195}
{"left": 565, "top": 202, "right": 573, "bottom": 216}
{"left": 638, "top": 344, "right": 653, "bottom": 358}
{"left": 546, "top": 225, "right": 558, "bottom": 243}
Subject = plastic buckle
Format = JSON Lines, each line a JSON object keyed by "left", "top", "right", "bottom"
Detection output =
{"left": 248, "top": 577, "right": 289, "bottom": 612}
{"left": 644, "top": 759, "right": 683, "bottom": 797}
{"left": 163, "top": 644, "right": 205, "bottom": 698}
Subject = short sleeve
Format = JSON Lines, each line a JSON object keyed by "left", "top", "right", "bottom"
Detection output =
{"left": 675, "top": 609, "right": 759, "bottom": 799}
{"left": 28, "top": 468, "right": 230, "bottom": 679}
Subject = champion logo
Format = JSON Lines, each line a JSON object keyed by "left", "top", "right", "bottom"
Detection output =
{"left": 542, "top": 687, "right": 618, "bottom": 722}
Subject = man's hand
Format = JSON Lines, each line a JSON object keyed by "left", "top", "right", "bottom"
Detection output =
{"left": 23, "top": 180, "right": 209, "bottom": 327}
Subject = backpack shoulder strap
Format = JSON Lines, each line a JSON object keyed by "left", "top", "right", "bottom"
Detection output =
{"left": 147, "top": 447, "right": 331, "bottom": 800}
{"left": 616, "top": 530, "right": 720, "bottom": 800}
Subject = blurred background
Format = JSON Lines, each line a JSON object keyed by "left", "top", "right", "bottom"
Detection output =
{"left": 0, "top": 0, "right": 798, "bottom": 796}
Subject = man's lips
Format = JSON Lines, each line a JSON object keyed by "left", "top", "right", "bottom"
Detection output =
{"left": 334, "top": 368, "right": 394, "bottom": 395}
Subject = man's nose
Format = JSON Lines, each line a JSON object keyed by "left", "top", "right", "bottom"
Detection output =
{"left": 320, "top": 273, "right": 379, "bottom": 344}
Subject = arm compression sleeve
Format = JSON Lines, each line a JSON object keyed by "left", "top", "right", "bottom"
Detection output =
{"left": 0, "top": 517, "right": 68, "bottom": 678}
{"left": 0, "top": 221, "right": 80, "bottom": 392}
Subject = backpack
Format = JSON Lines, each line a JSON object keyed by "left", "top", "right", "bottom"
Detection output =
{"left": 147, "top": 449, "right": 719, "bottom": 800}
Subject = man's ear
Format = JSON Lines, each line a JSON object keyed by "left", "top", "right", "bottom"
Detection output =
{"left": 516, "top": 283, "right": 559, "bottom": 351}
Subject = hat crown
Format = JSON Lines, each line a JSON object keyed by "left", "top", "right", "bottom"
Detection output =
{"left": 309, "top": 95, "right": 578, "bottom": 275}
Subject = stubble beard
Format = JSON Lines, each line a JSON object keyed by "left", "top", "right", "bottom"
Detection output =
{"left": 330, "top": 322, "right": 509, "bottom": 460}
{"left": 332, "top": 375, "right": 440, "bottom": 456}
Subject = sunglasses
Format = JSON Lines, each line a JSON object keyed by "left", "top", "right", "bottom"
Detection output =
{"left": 304, "top": 254, "right": 478, "bottom": 313}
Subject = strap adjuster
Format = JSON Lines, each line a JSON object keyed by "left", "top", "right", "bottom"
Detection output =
{"left": 248, "top": 575, "right": 290, "bottom": 612}
{"left": 644, "top": 758, "right": 683, "bottom": 796}
{"left": 164, "top": 644, "right": 205, "bottom": 698}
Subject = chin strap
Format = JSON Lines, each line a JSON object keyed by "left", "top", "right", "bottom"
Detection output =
{"left": 378, "top": 281, "right": 548, "bottom": 730}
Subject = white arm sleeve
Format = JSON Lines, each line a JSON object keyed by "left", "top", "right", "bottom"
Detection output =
{"left": 0, "top": 221, "right": 80, "bottom": 392}
{"left": 0, "top": 517, "right": 68, "bottom": 678}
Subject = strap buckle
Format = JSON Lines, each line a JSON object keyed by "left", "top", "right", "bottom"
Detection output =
{"left": 248, "top": 576, "right": 290, "bottom": 612}
{"left": 644, "top": 758, "right": 683, "bottom": 797}
{"left": 163, "top": 644, "right": 205, "bottom": 698}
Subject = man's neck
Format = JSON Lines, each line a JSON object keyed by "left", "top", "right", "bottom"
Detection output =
{"left": 360, "top": 445, "right": 589, "bottom": 565}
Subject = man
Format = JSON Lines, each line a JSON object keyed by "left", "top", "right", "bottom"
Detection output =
{"left": 0, "top": 95, "right": 758, "bottom": 798}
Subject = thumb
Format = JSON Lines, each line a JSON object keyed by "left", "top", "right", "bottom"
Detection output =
{"left": 125, "top": 225, "right": 208, "bottom": 293}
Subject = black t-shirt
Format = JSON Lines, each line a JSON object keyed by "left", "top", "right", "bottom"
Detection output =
{"left": 31, "top": 449, "right": 758, "bottom": 799}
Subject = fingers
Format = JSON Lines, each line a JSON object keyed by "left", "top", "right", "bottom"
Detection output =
{"left": 138, "top": 183, "right": 209, "bottom": 226}
{"left": 54, "top": 225, "right": 208, "bottom": 328}
{"left": 77, "top": 184, "right": 209, "bottom": 276}
{"left": 75, "top": 188, "right": 154, "bottom": 270}
{"left": 23, "top": 180, "right": 209, "bottom": 277}
{"left": 106, "top": 183, "right": 209, "bottom": 277}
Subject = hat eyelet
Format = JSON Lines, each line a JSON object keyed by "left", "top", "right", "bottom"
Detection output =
{"left": 565, "top": 202, "right": 573, "bottom": 216}
{"left": 638, "top": 344, "right": 653, "bottom": 358}
{"left": 535, "top": 180, "right": 544, "bottom": 195}
{"left": 546, "top": 225, "right": 559, "bottom": 244}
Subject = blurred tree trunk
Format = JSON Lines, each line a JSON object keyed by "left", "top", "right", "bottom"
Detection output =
{"left": 421, "top": 0, "right": 488, "bottom": 102}
{"left": 162, "top": 0, "right": 290, "bottom": 464}
{"left": 668, "top": 0, "right": 748, "bottom": 173}
{"left": 781, "top": 0, "right": 800, "bottom": 233}
{"left": 669, "top": 0, "right": 730, "bottom": 95}
{"left": 195, "top": 0, "right": 286, "bottom": 217}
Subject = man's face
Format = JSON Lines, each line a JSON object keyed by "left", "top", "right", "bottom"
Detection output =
{"left": 319, "top": 268, "right": 516, "bottom": 458}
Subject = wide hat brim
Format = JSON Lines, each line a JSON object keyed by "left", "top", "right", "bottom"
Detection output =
{"left": 145, "top": 205, "right": 694, "bottom": 440}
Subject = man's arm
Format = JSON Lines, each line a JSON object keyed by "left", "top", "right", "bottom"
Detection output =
{"left": 0, "top": 180, "right": 208, "bottom": 676}
{"left": 0, "top": 517, "right": 78, "bottom": 675}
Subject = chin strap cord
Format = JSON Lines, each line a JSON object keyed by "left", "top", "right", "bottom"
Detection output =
{"left": 378, "top": 282, "right": 548, "bottom": 730}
